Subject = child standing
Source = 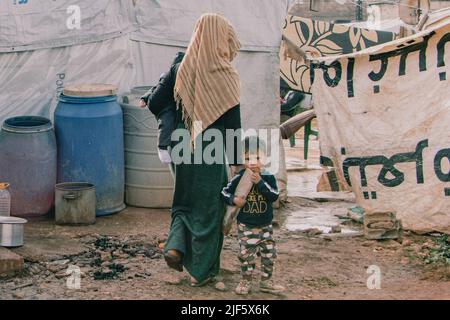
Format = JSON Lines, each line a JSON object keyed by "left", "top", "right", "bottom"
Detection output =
{"left": 221, "top": 136, "right": 285, "bottom": 295}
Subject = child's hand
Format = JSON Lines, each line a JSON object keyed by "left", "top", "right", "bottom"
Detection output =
{"left": 139, "top": 99, "right": 147, "bottom": 108}
{"left": 250, "top": 172, "right": 262, "bottom": 184}
{"left": 233, "top": 196, "right": 246, "bottom": 208}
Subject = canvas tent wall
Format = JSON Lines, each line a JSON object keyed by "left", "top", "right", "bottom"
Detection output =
{"left": 0, "top": 0, "right": 288, "bottom": 136}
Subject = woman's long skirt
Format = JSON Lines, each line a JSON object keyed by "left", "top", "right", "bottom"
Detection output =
{"left": 165, "top": 125, "right": 228, "bottom": 282}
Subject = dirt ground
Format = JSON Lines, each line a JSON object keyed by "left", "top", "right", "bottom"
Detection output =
{"left": 0, "top": 202, "right": 449, "bottom": 300}
{"left": 0, "top": 140, "right": 449, "bottom": 300}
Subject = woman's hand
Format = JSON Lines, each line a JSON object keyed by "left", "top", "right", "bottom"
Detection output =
{"left": 139, "top": 99, "right": 147, "bottom": 108}
{"left": 233, "top": 196, "right": 246, "bottom": 208}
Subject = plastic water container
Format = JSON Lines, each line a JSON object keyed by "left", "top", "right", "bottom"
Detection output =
{"left": 120, "top": 86, "right": 174, "bottom": 208}
{"left": 55, "top": 84, "right": 125, "bottom": 216}
{"left": 0, "top": 116, "right": 57, "bottom": 217}
{"left": 0, "top": 183, "right": 11, "bottom": 217}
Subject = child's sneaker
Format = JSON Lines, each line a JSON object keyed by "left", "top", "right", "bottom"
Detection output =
{"left": 260, "top": 279, "right": 285, "bottom": 294}
{"left": 235, "top": 279, "right": 252, "bottom": 295}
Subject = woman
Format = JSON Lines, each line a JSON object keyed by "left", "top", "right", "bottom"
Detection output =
{"left": 146, "top": 13, "right": 242, "bottom": 286}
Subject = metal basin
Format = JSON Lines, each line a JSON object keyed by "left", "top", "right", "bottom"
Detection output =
{"left": 0, "top": 216, "right": 27, "bottom": 247}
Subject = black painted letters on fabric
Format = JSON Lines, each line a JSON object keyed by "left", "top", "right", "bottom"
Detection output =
{"left": 437, "top": 33, "right": 450, "bottom": 67}
{"left": 367, "top": 34, "right": 432, "bottom": 81}
{"left": 398, "top": 33, "right": 433, "bottom": 75}
{"left": 342, "top": 139, "right": 429, "bottom": 188}
{"left": 346, "top": 58, "right": 355, "bottom": 98}
{"left": 377, "top": 139, "right": 428, "bottom": 187}
{"left": 319, "top": 61, "right": 342, "bottom": 87}
{"left": 434, "top": 149, "right": 450, "bottom": 182}
{"left": 314, "top": 32, "right": 449, "bottom": 97}
{"left": 368, "top": 53, "right": 392, "bottom": 82}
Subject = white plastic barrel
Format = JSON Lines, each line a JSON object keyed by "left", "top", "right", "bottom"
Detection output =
{"left": 120, "top": 87, "right": 174, "bottom": 208}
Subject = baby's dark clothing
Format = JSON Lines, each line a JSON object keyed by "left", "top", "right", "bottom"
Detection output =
{"left": 141, "top": 52, "right": 184, "bottom": 149}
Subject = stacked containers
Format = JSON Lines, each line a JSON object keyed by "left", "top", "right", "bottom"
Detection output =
{"left": 54, "top": 84, "right": 125, "bottom": 216}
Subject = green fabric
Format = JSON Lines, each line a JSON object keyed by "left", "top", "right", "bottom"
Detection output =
{"left": 165, "top": 122, "right": 228, "bottom": 283}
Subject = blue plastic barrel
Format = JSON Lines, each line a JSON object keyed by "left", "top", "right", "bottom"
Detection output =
{"left": 0, "top": 116, "right": 57, "bottom": 217}
{"left": 54, "top": 84, "right": 125, "bottom": 216}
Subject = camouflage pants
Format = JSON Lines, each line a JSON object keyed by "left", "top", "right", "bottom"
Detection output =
{"left": 237, "top": 223, "right": 277, "bottom": 280}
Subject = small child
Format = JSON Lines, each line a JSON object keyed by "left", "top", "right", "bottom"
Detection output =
{"left": 140, "top": 52, "right": 185, "bottom": 164}
{"left": 221, "top": 136, "right": 285, "bottom": 295}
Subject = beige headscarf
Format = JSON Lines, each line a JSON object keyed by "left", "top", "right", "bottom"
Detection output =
{"left": 174, "top": 13, "right": 241, "bottom": 147}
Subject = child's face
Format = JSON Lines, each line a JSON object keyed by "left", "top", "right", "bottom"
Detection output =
{"left": 244, "top": 151, "right": 266, "bottom": 173}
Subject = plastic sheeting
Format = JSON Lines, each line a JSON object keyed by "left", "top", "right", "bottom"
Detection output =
{"left": 0, "top": 36, "right": 134, "bottom": 121}
{"left": 312, "top": 19, "right": 450, "bottom": 234}
{"left": 0, "top": 0, "right": 286, "bottom": 128}
{"left": 0, "top": 40, "right": 281, "bottom": 131}
{"left": 130, "top": 40, "right": 280, "bottom": 130}
{"left": 0, "top": 0, "right": 136, "bottom": 53}
{"left": 131, "top": 0, "right": 288, "bottom": 52}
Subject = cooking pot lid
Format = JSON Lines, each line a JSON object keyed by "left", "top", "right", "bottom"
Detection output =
{"left": 0, "top": 216, "right": 27, "bottom": 224}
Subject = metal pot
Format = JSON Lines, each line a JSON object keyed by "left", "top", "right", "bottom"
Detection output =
{"left": 0, "top": 216, "right": 27, "bottom": 247}
{"left": 55, "top": 182, "right": 96, "bottom": 225}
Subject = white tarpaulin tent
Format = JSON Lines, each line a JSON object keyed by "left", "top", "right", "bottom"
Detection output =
{"left": 0, "top": 0, "right": 288, "bottom": 133}
{"left": 312, "top": 16, "right": 450, "bottom": 234}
